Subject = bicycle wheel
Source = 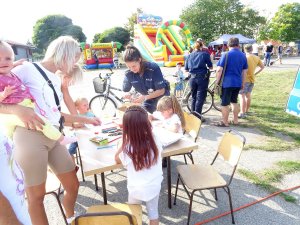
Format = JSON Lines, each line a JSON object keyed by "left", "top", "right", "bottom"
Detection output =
{"left": 212, "top": 92, "right": 222, "bottom": 112}
{"left": 89, "top": 95, "right": 117, "bottom": 118}
{"left": 186, "top": 90, "right": 213, "bottom": 115}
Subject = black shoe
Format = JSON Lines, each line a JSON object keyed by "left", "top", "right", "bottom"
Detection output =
{"left": 162, "top": 158, "right": 167, "bottom": 168}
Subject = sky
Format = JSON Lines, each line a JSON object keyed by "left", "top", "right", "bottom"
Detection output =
{"left": 0, "top": 0, "right": 297, "bottom": 44}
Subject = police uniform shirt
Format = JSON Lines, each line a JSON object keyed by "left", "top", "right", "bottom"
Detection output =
{"left": 185, "top": 50, "right": 212, "bottom": 76}
{"left": 123, "top": 61, "right": 166, "bottom": 96}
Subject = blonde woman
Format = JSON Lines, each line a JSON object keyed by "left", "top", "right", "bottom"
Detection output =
{"left": 0, "top": 36, "right": 101, "bottom": 225}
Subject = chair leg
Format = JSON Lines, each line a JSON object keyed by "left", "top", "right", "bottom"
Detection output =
{"left": 75, "top": 148, "right": 79, "bottom": 165}
{"left": 214, "top": 188, "right": 218, "bottom": 201}
{"left": 77, "top": 147, "right": 85, "bottom": 182}
{"left": 187, "top": 191, "right": 195, "bottom": 225}
{"left": 49, "top": 192, "right": 68, "bottom": 225}
{"left": 187, "top": 153, "right": 194, "bottom": 164}
{"left": 227, "top": 187, "right": 235, "bottom": 224}
{"left": 174, "top": 175, "right": 180, "bottom": 205}
{"left": 183, "top": 155, "right": 187, "bottom": 164}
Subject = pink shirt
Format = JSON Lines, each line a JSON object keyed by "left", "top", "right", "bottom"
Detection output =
{"left": 0, "top": 73, "right": 34, "bottom": 104}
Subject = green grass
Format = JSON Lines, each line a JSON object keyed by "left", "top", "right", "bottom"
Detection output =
{"left": 243, "top": 69, "right": 300, "bottom": 151}
{"left": 238, "top": 160, "right": 300, "bottom": 203}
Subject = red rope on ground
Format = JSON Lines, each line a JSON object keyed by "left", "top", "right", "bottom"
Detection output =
{"left": 194, "top": 185, "right": 300, "bottom": 225}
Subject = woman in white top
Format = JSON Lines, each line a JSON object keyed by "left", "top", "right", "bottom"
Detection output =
{"left": 0, "top": 36, "right": 101, "bottom": 225}
{"left": 115, "top": 106, "right": 163, "bottom": 225}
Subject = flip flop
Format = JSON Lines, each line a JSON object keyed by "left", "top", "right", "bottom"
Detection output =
{"left": 229, "top": 120, "right": 239, "bottom": 125}
{"left": 213, "top": 121, "right": 229, "bottom": 127}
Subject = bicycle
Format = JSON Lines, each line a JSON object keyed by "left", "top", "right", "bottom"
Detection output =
{"left": 89, "top": 69, "right": 127, "bottom": 118}
{"left": 180, "top": 70, "right": 221, "bottom": 115}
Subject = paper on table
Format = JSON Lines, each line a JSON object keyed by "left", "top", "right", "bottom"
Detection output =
{"left": 152, "top": 126, "right": 182, "bottom": 148}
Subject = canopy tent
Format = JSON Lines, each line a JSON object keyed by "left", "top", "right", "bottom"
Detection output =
{"left": 209, "top": 34, "right": 256, "bottom": 46}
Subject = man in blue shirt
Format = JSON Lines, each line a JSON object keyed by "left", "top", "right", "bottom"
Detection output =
{"left": 215, "top": 37, "right": 248, "bottom": 126}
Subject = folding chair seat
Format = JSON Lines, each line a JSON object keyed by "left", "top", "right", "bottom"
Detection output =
{"left": 46, "top": 170, "right": 67, "bottom": 225}
{"left": 73, "top": 203, "right": 142, "bottom": 225}
{"left": 174, "top": 130, "right": 246, "bottom": 225}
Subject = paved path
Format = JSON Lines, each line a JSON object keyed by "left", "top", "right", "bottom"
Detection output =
{"left": 46, "top": 57, "right": 300, "bottom": 225}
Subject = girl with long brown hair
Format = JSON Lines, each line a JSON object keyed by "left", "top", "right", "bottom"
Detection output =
{"left": 115, "top": 105, "right": 163, "bottom": 225}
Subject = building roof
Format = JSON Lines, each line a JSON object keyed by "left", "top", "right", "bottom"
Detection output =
{"left": 6, "top": 40, "right": 35, "bottom": 49}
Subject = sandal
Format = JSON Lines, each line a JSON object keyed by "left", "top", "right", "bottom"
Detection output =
{"left": 229, "top": 120, "right": 238, "bottom": 125}
{"left": 213, "top": 121, "right": 229, "bottom": 127}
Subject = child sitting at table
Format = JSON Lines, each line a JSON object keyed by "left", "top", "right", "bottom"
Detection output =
{"left": 151, "top": 95, "right": 185, "bottom": 134}
{"left": 115, "top": 105, "right": 163, "bottom": 225}
{"left": 68, "top": 97, "right": 96, "bottom": 158}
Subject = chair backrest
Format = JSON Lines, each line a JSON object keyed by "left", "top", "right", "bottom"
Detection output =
{"left": 73, "top": 203, "right": 142, "bottom": 225}
{"left": 183, "top": 111, "right": 202, "bottom": 142}
{"left": 217, "top": 130, "right": 246, "bottom": 167}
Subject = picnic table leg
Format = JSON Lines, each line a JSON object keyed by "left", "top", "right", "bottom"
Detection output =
{"left": 167, "top": 156, "right": 172, "bottom": 209}
{"left": 101, "top": 172, "right": 108, "bottom": 205}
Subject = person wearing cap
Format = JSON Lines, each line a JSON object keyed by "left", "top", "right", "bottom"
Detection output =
{"left": 185, "top": 38, "right": 213, "bottom": 118}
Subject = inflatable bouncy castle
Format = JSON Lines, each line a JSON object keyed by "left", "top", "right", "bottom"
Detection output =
{"left": 80, "top": 42, "right": 122, "bottom": 69}
{"left": 134, "top": 14, "right": 193, "bottom": 67}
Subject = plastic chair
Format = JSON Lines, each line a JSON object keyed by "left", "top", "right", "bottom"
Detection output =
{"left": 173, "top": 130, "right": 246, "bottom": 225}
{"left": 72, "top": 203, "right": 142, "bottom": 225}
{"left": 46, "top": 170, "right": 67, "bottom": 225}
{"left": 181, "top": 111, "right": 202, "bottom": 164}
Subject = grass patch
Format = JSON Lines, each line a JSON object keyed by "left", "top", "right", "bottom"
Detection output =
{"left": 244, "top": 68, "right": 300, "bottom": 150}
{"left": 238, "top": 160, "right": 300, "bottom": 203}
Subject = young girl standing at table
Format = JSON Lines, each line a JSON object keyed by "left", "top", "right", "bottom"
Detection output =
{"left": 115, "top": 105, "right": 163, "bottom": 225}
{"left": 152, "top": 95, "right": 185, "bottom": 134}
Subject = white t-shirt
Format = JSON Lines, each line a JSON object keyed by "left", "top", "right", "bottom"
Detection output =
{"left": 252, "top": 43, "right": 259, "bottom": 54}
{"left": 0, "top": 129, "right": 32, "bottom": 225}
{"left": 119, "top": 131, "right": 163, "bottom": 201}
{"left": 12, "top": 62, "right": 63, "bottom": 126}
{"left": 152, "top": 112, "right": 183, "bottom": 134}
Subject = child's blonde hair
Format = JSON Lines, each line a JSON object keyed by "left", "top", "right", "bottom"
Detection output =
{"left": 68, "top": 63, "right": 83, "bottom": 85}
{"left": 74, "top": 97, "right": 88, "bottom": 107}
{"left": 157, "top": 95, "right": 185, "bottom": 129}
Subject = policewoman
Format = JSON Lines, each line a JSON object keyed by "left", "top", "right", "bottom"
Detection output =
{"left": 185, "top": 38, "right": 213, "bottom": 115}
{"left": 122, "top": 45, "right": 170, "bottom": 113}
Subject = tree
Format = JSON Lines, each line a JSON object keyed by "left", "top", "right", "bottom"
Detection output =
{"left": 180, "top": 0, "right": 266, "bottom": 43}
{"left": 259, "top": 3, "right": 300, "bottom": 42}
{"left": 32, "top": 14, "right": 86, "bottom": 53}
{"left": 96, "top": 27, "right": 130, "bottom": 50}
{"left": 124, "top": 8, "right": 143, "bottom": 38}
{"left": 93, "top": 33, "right": 101, "bottom": 43}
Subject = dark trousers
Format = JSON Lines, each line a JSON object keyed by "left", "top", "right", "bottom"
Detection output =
{"left": 189, "top": 76, "right": 209, "bottom": 114}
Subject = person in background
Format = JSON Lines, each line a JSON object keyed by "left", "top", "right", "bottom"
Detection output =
{"left": 0, "top": 128, "right": 32, "bottom": 225}
{"left": 0, "top": 40, "right": 76, "bottom": 145}
{"left": 238, "top": 44, "right": 264, "bottom": 119}
{"left": 68, "top": 97, "right": 96, "bottom": 160}
{"left": 264, "top": 42, "right": 273, "bottom": 66}
{"left": 214, "top": 37, "right": 248, "bottom": 127}
{"left": 184, "top": 38, "right": 213, "bottom": 120}
{"left": 115, "top": 105, "right": 163, "bottom": 225}
{"left": 252, "top": 43, "right": 259, "bottom": 56}
{"left": 122, "top": 45, "right": 170, "bottom": 113}
{"left": 0, "top": 36, "right": 101, "bottom": 225}
{"left": 151, "top": 95, "right": 185, "bottom": 133}
{"left": 174, "top": 62, "right": 185, "bottom": 97}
